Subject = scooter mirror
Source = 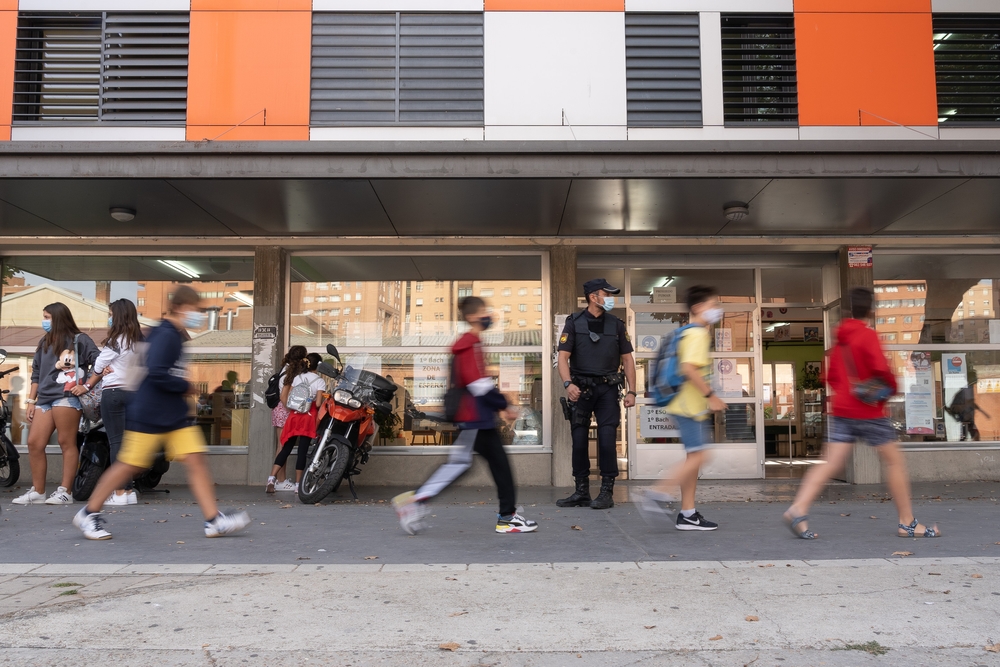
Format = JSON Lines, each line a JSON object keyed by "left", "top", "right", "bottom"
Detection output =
{"left": 325, "top": 344, "right": 341, "bottom": 363}
{"left": 316, "top": 361, "right": 339, "bottom": 379}
{"left": 0, "top": 349, "right": 7, "bottom": 364}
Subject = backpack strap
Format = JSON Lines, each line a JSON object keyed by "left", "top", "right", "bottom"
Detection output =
{"left": 73, "top": 333, "right": 82, "bottom": 386}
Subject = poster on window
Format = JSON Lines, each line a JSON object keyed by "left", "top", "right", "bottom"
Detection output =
{"left": 943, "top": 352, "right": 968, "bottom": 441}
{"left": 904, "top": 351, "right": 935, "bottom": 435}
{"left": 712, "top": 358, "right": 743, "bottom": 398}
{"left": 413, "top": 354, "right": 448, "bottom": 406}
{"left": 640, "top": 405, "right": 680, "bottom": 438}
{"left": 499, "top": 353, "right": 524, "bottom": 393}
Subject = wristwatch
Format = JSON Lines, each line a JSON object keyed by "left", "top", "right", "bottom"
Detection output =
{"left": 564, "top": 380, "right": 572, "bottom": 389}
{"left": 626, "top": 391, "right": 637, "bottom": 397}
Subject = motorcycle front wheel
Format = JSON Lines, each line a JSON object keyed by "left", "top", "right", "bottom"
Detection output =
{"left": 298, "top": 440, "right": 351, "bottom": 504}
{"left": 0, "top": 436, "right": 19, "bottom": 487}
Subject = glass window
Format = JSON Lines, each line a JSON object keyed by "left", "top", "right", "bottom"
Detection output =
{"left": 481, "top": 288, "right": 494, "bottom": 297}
{"left": 761, "top": 266, "right": 828, "bottom": 304}
{"left": 628, "top": 268, "right": 755, "bottom": 305}
{"left": 0, "top": 256, "right": 255, "bottom": 446}
{"left": 501, "top": 288, "right": 511, "bottom": 296}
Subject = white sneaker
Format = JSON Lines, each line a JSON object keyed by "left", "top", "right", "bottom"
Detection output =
{"left": 73, "top": 508, "right": 112, "bottom": 540}
{"left": 126, "top": 490, "right": 138, "bottom": 505}
{"left": 12, "top": 487, "right": 47, "bottom": 505}
{"left": 204, "top": 511, "right": 251, "bottom": 538}
{"left": 105, "top": 492, "right": 130, "bottom": 506}
{"left": 393, "top": 491, "right": 429, "bottom": 535}
{"left": 44, "top": 487, "right": 74, "bottom": 505}
{"left": 274, "top": 480, "right": 296, "bottom": 491}
{"left": 265, "top": 476, "right": 276, "bottom": 494}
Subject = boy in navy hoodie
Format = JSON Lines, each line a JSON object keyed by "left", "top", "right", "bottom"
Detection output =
{"left": 394, "top": 296, "right": 538, "bottom": 535}
{"left": 73, "top": 286, "right": 250, "bottom": 541}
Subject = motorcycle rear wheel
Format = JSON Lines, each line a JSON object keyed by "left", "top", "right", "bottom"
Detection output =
{"left": 0, "top": 436, "right": 19, "bottom": 488}
{"left": 298, "top": 440, "right": 351, "bottom": 504}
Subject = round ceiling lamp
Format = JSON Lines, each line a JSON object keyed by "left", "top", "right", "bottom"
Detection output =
{"left": 110, "top": 207, "right": 136, "bottom": 222}
{"left": 723, "top": 202, "right": 749, "bottom": 223}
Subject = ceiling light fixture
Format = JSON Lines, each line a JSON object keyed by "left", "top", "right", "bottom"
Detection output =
{"left": 724, "top": 202, "right": 750, "bottom": 223}
{"left": 109, "top": 207, "right": 136, "bottom": 222}
{"left": 229, "top": 292, "right": 254, "bottom": 307}
{"left": 158, "top": 259, "right": 200, "bottom": 279}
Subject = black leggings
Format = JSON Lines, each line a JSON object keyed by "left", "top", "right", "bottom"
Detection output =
{"left": 274, "top": 435, "right": 311, "bottom": 471}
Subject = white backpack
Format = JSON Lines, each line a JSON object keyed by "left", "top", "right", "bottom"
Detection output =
{"left": 285, "top": 376, "right": 313, "bottom": 414}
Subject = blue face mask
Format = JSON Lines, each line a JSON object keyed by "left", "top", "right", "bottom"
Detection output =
{"left": 41, "top": 320, "right": 52, "bottom": 333}
{"left": 182, "top": 311, "right": 207, "bottom": 329}
{"left": 601, "top": 296, "right": 616, "bottom": 312}
{"left": 480, "top": 315, "right": 493, "bottom": 331}
{"left": 107, "top": 316, "right": 114, "bottom": 328}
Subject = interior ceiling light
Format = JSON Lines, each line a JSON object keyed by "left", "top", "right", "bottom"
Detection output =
{"left": 158, "top": 259, "right": 200, "bottom": 279}
{"left": 229, "top": 292, "right": 254, "bottom": 307}
{"left": 109, "top": 207, "right": 136, "bottom": 222}
{"left": 724, "top": 202, "right": 749, "bottom": 223}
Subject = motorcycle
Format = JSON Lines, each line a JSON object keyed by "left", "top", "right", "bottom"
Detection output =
{"left": 298, "top": 344, "right": 396, "bottom": 504}
{"left": 0, "top": 349, "right": 21, "bottom": 487}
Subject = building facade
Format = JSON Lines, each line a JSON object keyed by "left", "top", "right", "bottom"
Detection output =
{"left": 2, "top": 0, "right": 1000, "bottom": 487}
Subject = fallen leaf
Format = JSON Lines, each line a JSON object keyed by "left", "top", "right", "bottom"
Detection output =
{"left": 439, "top": 642, "right": 460, "bottom": 652}
{"left": 445, "top": 577, "right": 458, "bottom": 581}
{"left": 571, "top": 525, "right": 583, "bottom": 531}
{"left": 758, "top": 564, "right": 774, "bottom": 568}
{"left": 870, "top": 516, "right": 878, "bottom": 519}
{"left": 943, "top": 590, "right": 951, "bottom": 594}
{"left": 154, "top": 520, "right": 167, "bottom": 523}
{"left": 448, "top": 611, "right": 468, "bottom": 617}
{"left": 972, "top": 573, "right": 983, "bottom": 579}
{"left": 709, "top": 635, "right": 723, "bottom": 641}
{"left": 280, "top": 504, "right": 293, "bottom": 509}
{"left": 644, "top": 625, "right": 656, "bottom": 629}
{"left": 297, "top": 557, "right": 311, "bottom": 560}
{"left": 176, "top": 541, "right": 185, "bottom": 545}
{"left": 892, "top": 551, "right": 913, "bottom": 557}
{"left": 985, "top": 643, "right": 1000, "bottom": 653}
{"left": 928, "top": 572, "right": 941, "bottom": 576}
{"left": 995, "top": 542, "right": 1000, "bottom": 545}
{"left": 839, "top": 513, "right": 851, "bottom": 517}
{"left": 364, "top": 556, "right": 378, "bottom": 560}
{"left": 180, "top": 514, "right": 192, "bottom": 517}
{"left": 745, "top": 616, "right": 759, "bottom": 622}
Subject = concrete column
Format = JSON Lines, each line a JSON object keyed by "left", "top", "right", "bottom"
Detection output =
{"left": 837, "top": 246, "right": 882, "bottom": 485}
{"left": 247, "top": 246, "right": 288, "bottom": 485}
{"left": 550, "top": 245, "right": 577, "bottom": 487}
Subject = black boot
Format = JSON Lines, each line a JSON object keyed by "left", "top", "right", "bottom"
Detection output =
{"left": 556, "top": 476, "right": 591, "bottom": 507}
{"left": 590, "top": 477, "right": 615, "bottom": 510}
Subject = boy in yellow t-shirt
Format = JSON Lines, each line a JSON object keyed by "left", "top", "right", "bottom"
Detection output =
{"left": 640, "top": 285, "right": 727, "bottom": 531}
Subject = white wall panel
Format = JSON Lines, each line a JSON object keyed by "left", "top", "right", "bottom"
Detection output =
{"left": 19, "top": 0, "right": 189, "bottom": 9}
{"left": 931, "top": 0, "right": 1000, "bottom": 11}
{"left": 11, "top": 126, "right": 186, "bottom": 141}
{"left": 484, "top": 12, "right": 627, "bottom": 137}
{"left": 939, "top": 127, "right": 1000, "bottom": 140}
{"left": 485, "top": 125, "right": 626, "bottom": 141}
{"left": 699, "top": 11, "right": 723, "bottom": 128}
{"left": 313, "top": 0, "right": 482, "bottom": 10}
{"left": 626, "top": 0, "right": 792, "bottom": 11}
{"left": 798, "top": 126, "right": 939, "bottom": 141}
{"left": 311, "top": 126, "right": 484, "bottom": 141}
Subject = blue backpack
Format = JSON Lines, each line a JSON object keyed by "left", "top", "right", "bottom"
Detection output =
{"left": 650, "top": 324, "right": 698, "bottom": 407}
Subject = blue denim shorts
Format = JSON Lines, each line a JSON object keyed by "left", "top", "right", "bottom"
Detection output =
{"left": 675, "top": 415, "right": 712, "bottom": 453}
{"left": 36, "top": 395, "right": 83, "bottom": 413}
{"left": 828, "top": 416, "right": 896, "bottom": 447}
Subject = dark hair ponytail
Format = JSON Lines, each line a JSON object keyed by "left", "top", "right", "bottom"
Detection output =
{"left": 282, "top": 345, "right": 309, "bottom": 386}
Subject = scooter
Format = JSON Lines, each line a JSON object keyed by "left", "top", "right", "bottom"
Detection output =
{"left": 298, "top": 344, "right": 396, "bottom": 504}
{"left": 0, "top": 349, "right": 21, "bottom": 487}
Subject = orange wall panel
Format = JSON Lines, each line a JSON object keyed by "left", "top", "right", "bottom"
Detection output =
{"left": 186, "top": 10, "right": 311, "bottom": 141}
{"left": 485, "top": 1, "right": 622, "bottom": 10}
{"left": 795, "top": 0, "right": 929, "bottom": 12}
{"left": 191, "top": 1, "right": 311, "bottom": 9}
{"left": 0, "top": 11, "right": 15, "bottom": 141}
{"left": 795, "top": 12, "right": 938, "bottom": 127}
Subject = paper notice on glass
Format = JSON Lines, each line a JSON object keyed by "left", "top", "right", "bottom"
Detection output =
{"left": 715, "top": 328, "right": 732, "bottom": 352}
{"left": 904, "top": 351, "right": 935, "bottom": 435}
{"left": 413, "top": 354, "right": 448, "bottom": 405}
{"left": 652, "top": 287, "right": 676, "bottom": 304}
{"left": 712, "top": 358, "right": 743, "bottom": 398}
{"left": 640, "top": 405, "right": 680, "bottom": 438}
{"left": 943, "top": 352, "right": 968, "bottom": 441}
{"left": 499, "top": 353, "right": 524, "bottom": 393}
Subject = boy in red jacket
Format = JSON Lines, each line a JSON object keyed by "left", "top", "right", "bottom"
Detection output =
{"left": 393, "top": 296, "right": 538, "bottom": 535}
{"left": 783, "top": 288, "right": 939, "bottom": 540}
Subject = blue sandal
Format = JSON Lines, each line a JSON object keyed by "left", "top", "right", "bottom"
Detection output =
{"left": 898, "top": 519, "right": 940, "bottom": 538}
{"left": 784, "top": 513, "right": 818, "bottom": 540}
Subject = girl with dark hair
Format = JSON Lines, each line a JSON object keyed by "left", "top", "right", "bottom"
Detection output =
{"left": 14, "top": 302, "right": 99, "bottom": 505}
{"left": 269, "top": 346, "right": 309, "bottom": 491}
{"left": 266, "top": 346, "right": 325, "bottom": 494}
{"left": 77, "top": 298, "right": 144, "bottom": 506}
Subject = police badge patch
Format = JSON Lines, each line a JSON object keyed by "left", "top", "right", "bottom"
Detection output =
{"left": 559, "top": 333, "right": 568, "bottom": 344}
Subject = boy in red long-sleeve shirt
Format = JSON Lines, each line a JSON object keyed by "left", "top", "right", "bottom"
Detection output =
{"left": 393, "top": 296, "right": 538, "bottom": 535}
{"left": 783, "top": 288, "right": 940, "bottom": 540}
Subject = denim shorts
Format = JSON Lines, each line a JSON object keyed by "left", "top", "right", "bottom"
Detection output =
{"left": 675, "top": 415, "right": 712, "bottom": 453}
{"left": 35, "top": 395, "right": 82, "bottom": 413}
{"left": 828, "top": 416, "right": 896, "bottom": 447}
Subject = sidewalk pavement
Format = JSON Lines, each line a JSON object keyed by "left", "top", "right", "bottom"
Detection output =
{"left": 1, "top": 480, "right": 998, "bottom": 666}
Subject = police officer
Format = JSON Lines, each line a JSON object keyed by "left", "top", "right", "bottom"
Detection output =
{"left": 556, "top": 278, "right": 636, "bottom": 509}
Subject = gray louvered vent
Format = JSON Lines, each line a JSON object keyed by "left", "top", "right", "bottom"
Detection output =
{"left": 13, "top": 13, "right": 103, "bottom": 121}
{"left": 102, "top": 13, "right": 189, "bottom": 123}
{"left": 721, "top": 14, "right": 797, "bottom": 125}
{"left": 311, "top": 12, "right": 483, "bottom": 126}
{"left": 625, "top": 13, "right": 702, "bottom": 127}
{"left": 934, "top": 15, "right": 1000, "bottom": 125}
{"left": 13, "top": 11, "right": 189, "bottom": 124}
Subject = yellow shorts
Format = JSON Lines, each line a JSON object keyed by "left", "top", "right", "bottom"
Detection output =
{"left": 118, "top": 426, "right": 207, "bottom": 468}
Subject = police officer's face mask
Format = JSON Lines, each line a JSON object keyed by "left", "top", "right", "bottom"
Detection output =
{"left": 601, "top": 296, "right": 615, "bottom": 312}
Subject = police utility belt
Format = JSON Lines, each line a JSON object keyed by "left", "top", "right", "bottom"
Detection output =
{"left": 570, "top": 372, "right": 625, "bottom": 389}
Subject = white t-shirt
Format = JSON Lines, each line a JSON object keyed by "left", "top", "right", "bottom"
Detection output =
{"left": 288, "top": 370, "right": 326, "bottom": 403}
{"left": 94, "top": 335, "right": 137, "bottom": 389}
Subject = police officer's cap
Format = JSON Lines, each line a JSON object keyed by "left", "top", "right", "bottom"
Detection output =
{"left": 583, "top": 278, "right": 621, "bottom": 296}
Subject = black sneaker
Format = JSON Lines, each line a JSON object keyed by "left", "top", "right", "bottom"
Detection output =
{"left": 675, "top": 511, "right": 718, "bottom": 531}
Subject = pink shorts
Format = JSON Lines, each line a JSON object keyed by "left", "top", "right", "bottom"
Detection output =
{"left": 272, "top": 403, "right": 290, "bottom": 429}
